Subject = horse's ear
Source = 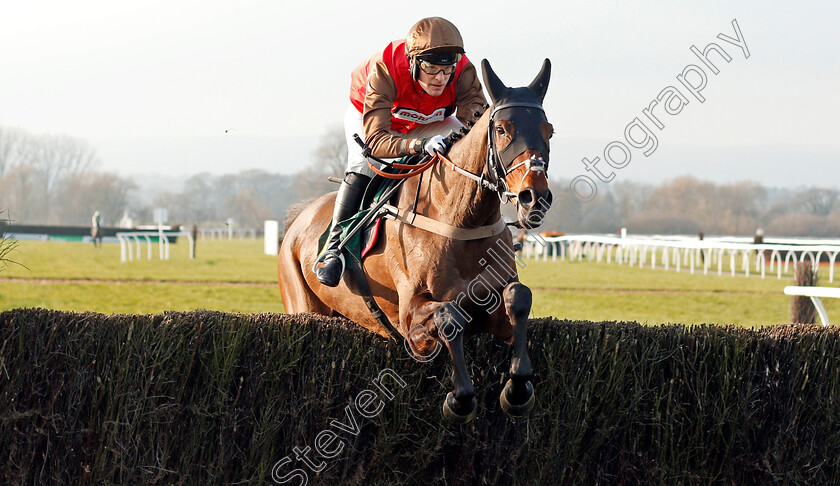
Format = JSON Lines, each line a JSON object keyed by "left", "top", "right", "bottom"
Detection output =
{"left": 481, "top": 59, "right": 507, "bottom": 104}
{"left": 527, "top": 58, "right": 551, "bottom": 102}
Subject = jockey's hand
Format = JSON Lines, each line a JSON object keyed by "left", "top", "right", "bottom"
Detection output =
{"left": 423, "top": 135, "right": 447, "bottom": 156}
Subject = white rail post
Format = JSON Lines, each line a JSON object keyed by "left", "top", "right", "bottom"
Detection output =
{"left": 187, "top": 231, "right": 195, "bottom": 259}
{"left": 690, "top": 249, "right": 695, "bottom": 274}
{"left": 143, "top": 235, "right": 152, "bottom": 260}
{"left": 118, "top": 234, "right": 127, "bottom": 262}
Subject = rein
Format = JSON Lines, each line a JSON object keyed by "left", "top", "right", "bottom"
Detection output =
{"left": 358, "top": 99, "right": 547, "bottom": 238}
{"left": 367, "top": 100, "right": 547, "bottom": 198}
{"left": 368, "top": 155, "right": 437, "bottom": 179}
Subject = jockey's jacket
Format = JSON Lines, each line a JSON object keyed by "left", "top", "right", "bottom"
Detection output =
{"left": 349, "top": 39, "right": 486, "bottom": 159}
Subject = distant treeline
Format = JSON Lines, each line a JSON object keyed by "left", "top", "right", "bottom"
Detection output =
{"left": 0, "top": 126, "right": 133, "bottom": 227}
{"left": 2, "top": 125, "right": 838, "bottom": 236}
{"left": 537, "top": 176, "right": 840, "bottom": 237}
{"left": 1, "top": 308, "right": 839, "bottom": 484}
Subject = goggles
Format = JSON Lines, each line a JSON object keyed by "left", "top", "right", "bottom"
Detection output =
{"left": 418, "top": 59, "right": 457, "bottom": 76}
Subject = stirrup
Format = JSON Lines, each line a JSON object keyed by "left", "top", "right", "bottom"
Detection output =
{"left": 312, "top": 250, "right": 346, "bottom": 276}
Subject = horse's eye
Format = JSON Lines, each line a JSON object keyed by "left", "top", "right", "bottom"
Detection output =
{"left": 549, "top": 130, "right": 554, "bottom": 139}
{"left": 495, "top": 125, "right": 506, "bottom": 136}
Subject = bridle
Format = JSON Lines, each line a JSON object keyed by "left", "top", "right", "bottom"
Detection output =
{"left": 427, "top": 101, "right": 549, "bottom": 215}
{"left": 483, "top": 101, "right": 549, "bottom": 204}
{"left": 362, "top": 100, "right": 550, "bottom": 220}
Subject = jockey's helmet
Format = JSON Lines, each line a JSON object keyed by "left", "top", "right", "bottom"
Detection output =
{"left": 406, "top": 17, "right": 465, "bottom": 82}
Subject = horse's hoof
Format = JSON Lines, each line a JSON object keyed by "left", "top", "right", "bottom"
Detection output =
{"left": 442, "top": 392, "right": 477, "bottom": 423}
{"left": 500, "top": 379, "right": 535, "bottom": 417}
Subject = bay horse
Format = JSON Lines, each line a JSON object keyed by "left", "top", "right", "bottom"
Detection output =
{"left": 279, "top": 59, "right": 553, "bottom": 422}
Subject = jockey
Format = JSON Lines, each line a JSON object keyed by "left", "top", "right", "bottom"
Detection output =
{"left": 316, "top": 17, "right": 488, "bottom": 287}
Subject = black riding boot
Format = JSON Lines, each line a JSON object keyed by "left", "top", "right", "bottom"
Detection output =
{"left": 316, "top": 172, "right": 371, "bottom": 287}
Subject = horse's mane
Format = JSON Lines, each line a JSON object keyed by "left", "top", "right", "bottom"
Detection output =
{"left": 448, "top": 109, "right": 491, "bottom": 158}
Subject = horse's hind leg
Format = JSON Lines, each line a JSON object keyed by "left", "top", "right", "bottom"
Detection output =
{"left": 500, "top": 282, "right": 535, "bottom": 417}
{"left": 277, "top": 246, "right": 333, "bottom": 315}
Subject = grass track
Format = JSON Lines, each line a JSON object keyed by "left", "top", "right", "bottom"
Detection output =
{"left": 1, "top": 239, "right": 838, "bottom": 326}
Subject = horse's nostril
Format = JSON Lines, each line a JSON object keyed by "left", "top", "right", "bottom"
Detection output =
{"left": 518, "top": 189, "right": 534, "bottom": 209}
{"left": 541, "top": 190, "right": 553, "bottom": 209}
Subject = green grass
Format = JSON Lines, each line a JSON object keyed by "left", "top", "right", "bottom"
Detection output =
{"left": 520, "top": 259, "right": 840, "bottom": 327}
{"left": 0, "top": 238, "right": 277, "bottom": 282}
{"left": 0, "top": 281, "right": 283, "bottom": 314}
{"left": 1, "top": 239, "right": 838, "bottom": 326}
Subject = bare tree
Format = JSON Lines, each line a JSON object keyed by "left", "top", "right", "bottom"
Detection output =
{"left": 54, "top": 172, "right": 137, "bottom": 226}
{"left": 0, "top": 127, "right": 23, "bottom": 177}
{"left": 794, "top": 188, "right": 838, "bottom": 216}
{"left": 227, "top": 190, "right": 272, "bottom": 228}
{"left": 0, "top": 130, "right": 103, "bottom": 224}
{"left": 612, "top": 180, "right": 654, "bottom": 223}
{"left": 644, "top": 176, "right": 716, "bottom": 231}
{"left": 294, "top": 126, "right": 347, "bottom": 200}
{"left": 0, "top": 165, "right": 46, "bottom": 223}
{"left": 30, "top": 134, "right": 101, "bottom": 223}
{"left": 152, "top": 170, "right": 295, "bottom": 227}
{"left": 717, "top": 181, "right": 766, "bottom": 235}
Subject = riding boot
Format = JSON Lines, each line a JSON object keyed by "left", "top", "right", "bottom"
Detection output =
{"left": 316, "top": 172, "right": 371, "bottom": 287}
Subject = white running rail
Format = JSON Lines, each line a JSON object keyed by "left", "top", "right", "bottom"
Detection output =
{"left": 521, "top": 234, "right": 840, "bottom": 282}
{"left": 784, "top": 286, "right": 840, "bottom": 326}
{"left": 117, "top": 231, "right": 195, "bottom": 262}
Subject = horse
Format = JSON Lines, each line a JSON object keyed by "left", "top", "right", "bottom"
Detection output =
{"left": 279, "top": 59, "right": 553, "bottom": 422}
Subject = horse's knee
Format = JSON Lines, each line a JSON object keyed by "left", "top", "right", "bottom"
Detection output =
{"left": 405, "top": 323, "right": 442, "bottom": 361}
{"left": 433, "top": 301, "right": 467, "bottom": 342}
{"left": 503, "top": 282, "right": 532, "bottom": 320}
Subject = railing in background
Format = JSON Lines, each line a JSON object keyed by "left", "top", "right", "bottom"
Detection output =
{"left": 522, "top": 234, "right": 840, "bottom": 282}
{"left": 197, "top": 228, "right": 259, "bottom": 240}
{"left": 784, "top": 286, "right": 840, "bottom": 326}
{"left": 117, "top": 231, "right": 195, "bottom": 262}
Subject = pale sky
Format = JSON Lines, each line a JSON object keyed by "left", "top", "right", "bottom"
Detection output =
{"left": 1, "top": 0, "right": 838, "bottom": 189}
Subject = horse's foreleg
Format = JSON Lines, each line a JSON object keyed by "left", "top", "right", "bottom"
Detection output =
{"left": 500, "top": 282, "right": 535, "bottom": 417}
{"left": 403, "top": 296, "right": 476, "bottom": 422}
{"left": 435, "top": 302, "right": 477, "bottom": 422}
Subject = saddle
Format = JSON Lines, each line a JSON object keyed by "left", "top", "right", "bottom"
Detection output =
{"left": 315, "top": 152, "right": 508, "bottom": 342}
{"left": 315, "top": 160, "right": 414, "bottom": 342}
{"left": 316, "top": 163, "right": 408, "bottom": 263}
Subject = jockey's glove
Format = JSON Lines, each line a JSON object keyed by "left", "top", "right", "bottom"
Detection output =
{"left": 422, "top": 135, "right": 447, "bottom": 156}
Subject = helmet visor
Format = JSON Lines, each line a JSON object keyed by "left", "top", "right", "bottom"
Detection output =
{"left": 416, "top": 52, "right": 461, "bottom": 76}
{"left": 418, "top": 60, "right": 457, "bottom": 76}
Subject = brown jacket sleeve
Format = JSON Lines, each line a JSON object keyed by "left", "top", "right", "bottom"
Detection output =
{"left": 452, "top": 61, "right": 487, "bottom": 128}
{"left": 362, "top": 60, "right": 487, "bottom": 159}
{"left": 362, "top": 61, "right": 408, "bottom": 159}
